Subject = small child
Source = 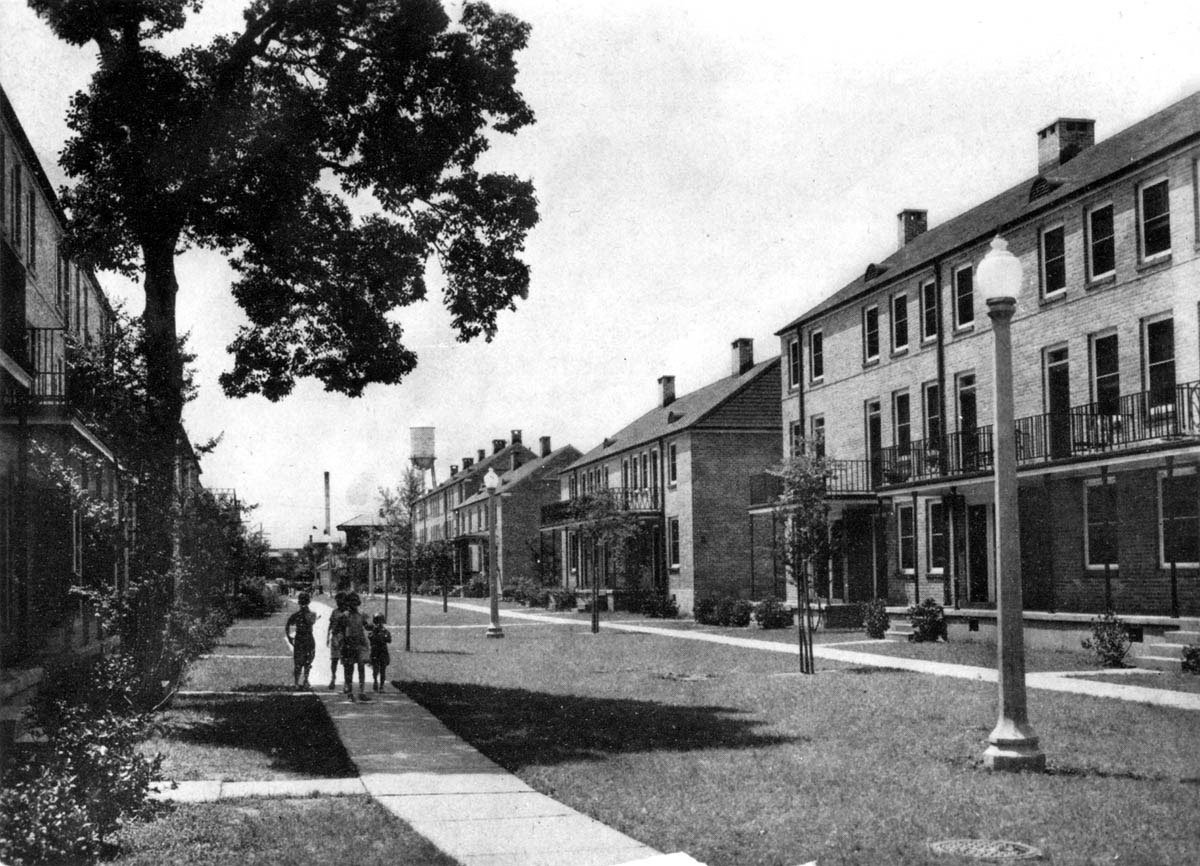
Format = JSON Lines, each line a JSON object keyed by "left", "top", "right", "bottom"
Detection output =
{"left": 369, "top": 613, "right": 392, "bottom": 692}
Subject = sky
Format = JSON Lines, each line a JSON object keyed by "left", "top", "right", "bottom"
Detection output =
{"left": 3, "top": 1, "right": 1199, "bottom": 547}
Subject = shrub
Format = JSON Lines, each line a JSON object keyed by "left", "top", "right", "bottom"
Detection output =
{"left": 861, "top": 598, "right": 890, "bottom": 639}
{"left": 715, "top": 597, "right": 753, "bottom": 628}
{"left": 1081, "top": 611, "right": 1131, "bottom": 667}
{"left": 754, "top": 597, "right": 793, "bottom": 629}
{"left": 1182, "top": 645, "right": 1200, "bottom": 675}
{"left": 695, "top": 597, "right": 718, "bottom": 625}
{"left": 235, "top": 578, "right": 281, "bottom": 618}
{"left": 907, "top": 598, "right": 947, "bottom": 642}
{"left": 643, "top": 593, "right": 679, "bottom": 619}
{"left": 1, "top": 656, "right": 163, "bottom": 866}
{"left": 463, "top": 578, "right": 490, "bottom": 598}
{"left": 549, "top": 589, "right": 577, "bottom": 611}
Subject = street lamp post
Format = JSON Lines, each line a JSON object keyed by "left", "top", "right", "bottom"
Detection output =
{"left": 484, "top": 468, "right": 504, "bottom": 638}
{"left": 977, "top": 235, "right": 1045, "bottom": 772}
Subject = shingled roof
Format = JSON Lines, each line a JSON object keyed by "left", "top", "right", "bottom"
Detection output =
{"left": 565, "top": 356, "right": 780, "bottom": 471}
{"left": 414, "top": 440, "right": 534, "bottom": 502}
{"left": 458, "top": 444, "right": 583, "bottom": 507}
{"left": 777, "top": 89, "right": 1200, "bottom": 334}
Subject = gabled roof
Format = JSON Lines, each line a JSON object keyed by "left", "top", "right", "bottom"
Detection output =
{"left": 566, "top": 357, "right": 781, "bottom": 471}
{"left": 777, "top": 89, "right": 1200, "bottom": 334}
{"left": 336, "top": 513, "right": 385, "bottom": 530}
{"left": 414, "top": 441, "right": 535, "bottom": 503}
{"left": 458, "top": 444, "right": 583, "bottom": 507}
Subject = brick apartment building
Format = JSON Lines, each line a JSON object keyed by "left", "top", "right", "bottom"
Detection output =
{"left": 454, "top": 436, "right": 580, "bottom": 589}
{"left": 773, "top": 91, "right": 1200, "bottom": 625}
{"left": 1, "top": 85, "right": 130, "bottom": 681}
{"left": 541, "top": 339, "right": 781, "bottom": 616}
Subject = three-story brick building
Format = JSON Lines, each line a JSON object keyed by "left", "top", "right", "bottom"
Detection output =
{"left": 776, "top": 91, "right": 1200, "bottom": 626}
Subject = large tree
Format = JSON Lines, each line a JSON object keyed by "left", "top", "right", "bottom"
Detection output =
{"left": 31, "top": 0, "right": 539, "bottom": 574}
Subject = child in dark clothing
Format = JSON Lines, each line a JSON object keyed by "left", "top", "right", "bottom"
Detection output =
{"left": 369, "top": 613, "right": 392, "bottom": 692}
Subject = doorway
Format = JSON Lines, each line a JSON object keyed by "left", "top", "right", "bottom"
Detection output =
{"left": 967, "top": 504, "right": 990, "bottom": 603}
{"left": 1046, "top": 347, "right": 1071, "bottom": 459}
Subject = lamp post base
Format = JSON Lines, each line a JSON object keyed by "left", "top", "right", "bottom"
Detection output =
{"left": 983, "top": 723, "right": 1045, "bottom": 772}
{"left": 485, "top": 625, "right": 505, "bottom": 639}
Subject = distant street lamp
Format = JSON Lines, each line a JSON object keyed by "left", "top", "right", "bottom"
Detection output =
{"left": 977, "top": 235, "right": 1045, "bottom": 772}
{"left": 484, "top": 468, "right": 504, "bottom": 638}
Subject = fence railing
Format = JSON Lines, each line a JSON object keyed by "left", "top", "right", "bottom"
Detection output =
{"left": 540, "top": 486, "right": 661, "bottom": 526}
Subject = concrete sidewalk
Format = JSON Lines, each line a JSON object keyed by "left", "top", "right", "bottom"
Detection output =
{"left": 306, "top": 598, "right": 670, "bottom": 866}
{"left": 415, "top": 597, "right": 1200, "bottom": 712}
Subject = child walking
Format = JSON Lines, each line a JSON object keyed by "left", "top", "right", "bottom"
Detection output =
{"left": 336, "top": 592, "right": 371, "bottom": 701}
{"left": 284, "top": 592, "right": 318, "bottom": 689}
{"left": 369, "top": 614, "right": 392, "bottom": 691}
{"left": 326, "top": 591, "right": 348, "bottom": 690}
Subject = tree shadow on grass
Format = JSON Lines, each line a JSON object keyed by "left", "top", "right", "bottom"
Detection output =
{"left": 400, "top": 681, "right": 801, "bottom": 771}
{"left": 158, "top": 694, "right": 356, "bottom": 777}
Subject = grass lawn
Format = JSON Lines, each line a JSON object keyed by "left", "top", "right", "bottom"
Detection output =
{"left": 110, "top": 796, "right": 458, "bottom": 866}
{"left": 146, "top": 608, "right": 354, "bottom": 781}
{"left": 389, "top": 600, "right": 1200, "bottom": 866}
{"left": 1068, "top": 669, "right": 1200, "bottom": 693}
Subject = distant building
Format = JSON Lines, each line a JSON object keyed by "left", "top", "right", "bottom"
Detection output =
{"left": 541, "top": 339, "right": 781, "bottom": 615}
{"left": 774, "top": 92, "right": 1200, "bottom": 626}
{"left": 454, "top": 436, "right": 580, "bottom": 589}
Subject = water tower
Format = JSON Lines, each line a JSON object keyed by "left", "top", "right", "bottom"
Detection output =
{"left": 410, "top": 427, "right": 437, "bottom": 489}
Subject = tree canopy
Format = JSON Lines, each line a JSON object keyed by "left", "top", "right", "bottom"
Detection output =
{"left": 32, "top": 0, "right": 539, "bottom": 401}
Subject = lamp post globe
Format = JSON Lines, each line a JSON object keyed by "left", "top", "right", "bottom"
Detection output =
{"left": 979, "top": 235, "right": 1045, "bottom": 772}
{"left": 484, "top": 468, "right": 504, "bottom": 639}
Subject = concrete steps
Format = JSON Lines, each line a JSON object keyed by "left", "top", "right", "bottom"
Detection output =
{"left": 1130, "top": 624, "right": 1200, "bottom": 672}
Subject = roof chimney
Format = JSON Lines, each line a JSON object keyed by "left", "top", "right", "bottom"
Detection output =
{"left": 450, "top": 464, "right": 459, "bottom": 477}
{"left": 540, "top": 436, "right": 552, "bottom": 457}
{"left": 511, "top": 429, "right": 522, "bottom": 445}
{"left": 477, "top": 449, "right": 485, "bottom": 463}
{"left": 492, "top": 438, "right": 506, "bottom": 454}
{"left": 1037, "top": 118, "right": 1095, "bottom": 173}
{"left": 659, "top": 375, "right": 676, "bottom": 407}
{"left": 732, "top": 337, "right": 754, "bottom": 376}
{"left": 462, "top": 456, "right": 474, "bottom": 470}
{"left": 897, "top": 209, "right": 927, "bottom": 248}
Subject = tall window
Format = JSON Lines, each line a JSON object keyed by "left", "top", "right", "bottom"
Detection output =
{"left": 1139, "top": 178, "right": 1171, "bottom": 259}
{"left": 667, "top": 442, "right": 677, "bottom": 485}
{"left": 809, "top": 330, "right": 823, "bottom": 382}
{"left": 650, "top": 450, "right": 659, "bottom": 492}
{"left": 921, "top": 280, "right": 938, "bottom": 340}
{"left": 667, "top": 517, "right": 680, "bottom": 568}
{"left": 893, "top": 391, "right": 911, "bottom": 453}
{"left": 11, "top": 166, "right": 21, "bottom": 246}
{"left": 1087, "top": 203, "right": 1115, "bottom": 279}
{"left": 789, "top": 421, "right": 803, "bottom": 457}
{"left": 810, "top": 415, "right": 825, "bottom": 458}
{"left": 1160, "top": 471, "right": 1199, "bottom": 566}
{"left": 1091, "top": 332, "right": 1120, "bottom": 414}
{"left": 898, "top": 504, "right": 915, "bottom": 572}
{"left": 1085, "top": 478, "right": 1118, "bottom": 568}
{"left": 1144, "top": 316, "right": 1175, "bottom": 407}
{"left": 927, "top": 501, "right": 948, "bottom": 572}
{"left": 787, "top": 337, "right": 801, "bottom": 388}
{"left": 863, "top": 305, "right": 879, "bottom": 362}
{"left": 891, "top": 293, "right": 908, "bottom": 352}
{"left": 953, "top": 265, "right": 974, "bottom": 328}
{"left": 621, "top": 459, "right": 629, "bottom": 489}
{"left": 26, "top": 188, "right": 36, "bottom": 269}
{"left": 923, "top": 381, "right": 941, "bottom": 445}
{"left": 640, "top": 453, "right": 649, "bottom": 489}
{"left": 1040, "top": 224, "right": 1065, "bottom": 296}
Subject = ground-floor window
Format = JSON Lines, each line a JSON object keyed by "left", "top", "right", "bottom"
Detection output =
{"left": 1160, "top": 470, "right": 1199, "bottom": 566}
{"left": 926, "top": 501, "right": 948, "bottom": 572}
{"left": 667, "top": 517, "right": 680, "bottom": 568}
{"left": 897, "top": 504, "right": 915, "bottom": 573}
{"left": 1085, "top": 477, "right": 1118, "bottom": 568}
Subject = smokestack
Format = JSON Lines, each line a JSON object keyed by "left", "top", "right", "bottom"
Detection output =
{"left": 540, "top": 436, "right": 552, "bottom": 457}
{"left": 897, "top": 209, "right": 927, "bottom": 248}
{"left": 323, "top": 471, "right": 330, "bottom": 536}
{"left": 659, "top": 375, "right": 676, "bottom": 407}
{"left": 511, "top": 429, "right": 523, "bottom": 445}
{"left": 492, "top": 438, "right": 506, "bottom": 454}
{"left": 731, "top": 337, "right": 754, "bottom": 376}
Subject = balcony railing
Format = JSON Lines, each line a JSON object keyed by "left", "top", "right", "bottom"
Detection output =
{"left": 540, "top": 486, "right": 660, "bottom": 526}
{"left": 747, "top": 459, "right": 875, "bottom": 507}
{"left": 876, "top": 426, "right": 995, "bottom": 486}
{"left": 1015, "top": 380, "right": 1200, "bottom": 462}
